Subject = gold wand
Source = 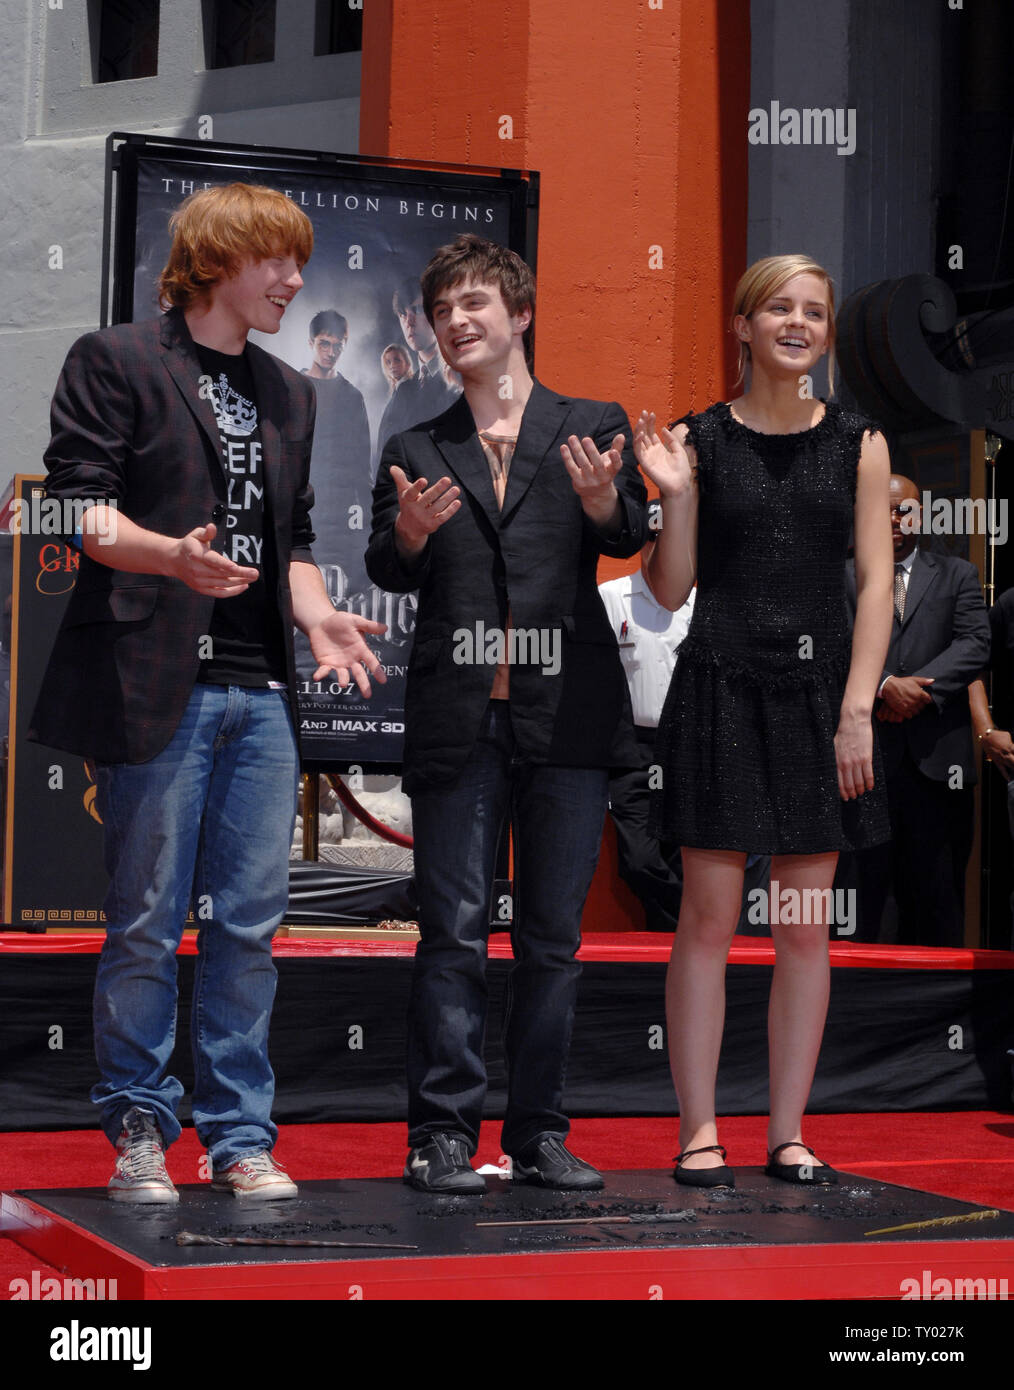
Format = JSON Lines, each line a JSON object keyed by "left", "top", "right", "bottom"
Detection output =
{"left": 865, "top": 1209, "right": 1001, "bottom": 1237}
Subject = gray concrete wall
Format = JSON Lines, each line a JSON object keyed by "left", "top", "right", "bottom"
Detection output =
{"left": 748, "top": 0, "right": 946, "bottom": 393}
{"left": 747, "top": 0, "right": 852, "bottom": 290}
{"left": 1, "top": 0, "right": 360, "bottom": 486}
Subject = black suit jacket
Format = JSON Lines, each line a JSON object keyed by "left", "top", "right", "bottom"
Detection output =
{"left": 365, "top": 382, "right": 647, "bottom": 794}
{"left": 373, "top": 366, "right": 458, "bottom": 477}
{"left": 989, "top": 587, "right": 1014, "bottom": 729}
{"left": 29, "top": 308, "right": 316, "bottom": 764}
{"left": 846, "top": 550, "right": 990, "bottom": 783}
{"left": 302, "top": 369, "right": 372, "bottom": 546}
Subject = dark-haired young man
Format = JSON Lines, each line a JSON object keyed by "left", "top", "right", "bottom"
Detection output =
{"left": 304, "top": 308, "right": 349, "bottom": 382}
{"left": 367, "top": 234, "right": 646, "bottom": 1193}
{"left": 374, "top": 276, "right": 459, "bottom": 467}
{"left": 298, "top": 308, "right": 372, "bottom": 617}
{"left": 31, "top": 184, "right": 386, "bottom": 1203}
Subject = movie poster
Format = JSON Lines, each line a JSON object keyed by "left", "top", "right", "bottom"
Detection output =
{"left": 117, "top": 138, "right": 534, "bottom": 767}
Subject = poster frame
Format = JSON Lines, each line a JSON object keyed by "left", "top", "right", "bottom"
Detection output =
{"left": 105, "top": 130, "right": 539, "bottom": 330}
{"left": 102, "top": 131, "right": 540, "bottom": 773}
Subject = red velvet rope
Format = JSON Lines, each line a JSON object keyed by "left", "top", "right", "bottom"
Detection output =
{"left": 325, "top": 773, "right": 414, "bottom": 849}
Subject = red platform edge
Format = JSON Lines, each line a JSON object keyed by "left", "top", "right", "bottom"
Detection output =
{"left": 4, "top": 1191, "right": 1013, "bottom": 1301}
{"left": 2, "top": 929, "right": 1012, "bottom": 970}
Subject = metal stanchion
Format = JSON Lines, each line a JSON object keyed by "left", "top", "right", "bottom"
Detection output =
{"left": 300, "top": 770, "right": 319, "bottom": 862}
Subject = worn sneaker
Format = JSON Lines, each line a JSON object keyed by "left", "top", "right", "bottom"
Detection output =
{"left": 108, "top": 1106, "right": 179, "bottom": 1204}
{"left": 211, "top": 1151, "right": 298, "bottom": 1199}
{"left": 404, "top": 1132, "right": 486, "bottom": 1193}
{"left": 510, "top": 1134, "right": 605, "bottom": 1190}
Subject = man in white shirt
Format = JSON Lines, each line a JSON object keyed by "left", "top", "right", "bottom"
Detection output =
{"left": 598, "top": 504, "right": 694, "bottom": 930}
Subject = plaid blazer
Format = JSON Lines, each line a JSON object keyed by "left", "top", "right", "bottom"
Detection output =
{"left": 365, "top": 382, "right": 647, "bottom": 794}
{"left": 28, "top": 307, "right": 316, "bottom": 764}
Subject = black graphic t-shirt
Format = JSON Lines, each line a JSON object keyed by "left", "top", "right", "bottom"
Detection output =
{"left": 194, "top": 344, "right": 287, "bottom": 686}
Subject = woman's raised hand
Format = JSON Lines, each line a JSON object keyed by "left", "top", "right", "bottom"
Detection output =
{"left": 632, "top": 411, "right": 695, "bottom": 497}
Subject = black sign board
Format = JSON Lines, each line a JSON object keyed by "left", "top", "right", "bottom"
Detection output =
{"left": 3, "top": 478, "right": 109, "bottom": 929}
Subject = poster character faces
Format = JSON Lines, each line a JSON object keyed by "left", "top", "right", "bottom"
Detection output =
{"left": 307, "top": 309, "right": 350, "bottom": 379}
{"left": 395, "top": 288, "right": 436, "bottom": 357}
{"left": 382, "top": 343, "right": 413, "bottom": 390}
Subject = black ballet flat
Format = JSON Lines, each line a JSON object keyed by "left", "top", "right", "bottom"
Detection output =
{"left": 673, "top": 1144, "right": 734, "bottom": 1188}
{"left": 765, "top": 1142, "right": 838, "bottom": 1185}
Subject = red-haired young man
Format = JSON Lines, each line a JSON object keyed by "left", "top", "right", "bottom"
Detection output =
{"left": 31, "top": 184, "right": 386, "bottom": 1202}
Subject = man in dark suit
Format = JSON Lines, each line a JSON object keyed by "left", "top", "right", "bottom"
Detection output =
{"left": 30, "top": 184, "right": 385, "bottom": 1203}
{"left": 970, "top": 588, "right": 1014, "bottom": 944}
{"left": 846, "top": 473, "right": 990, "bottom": 946}
{"left": 295, "top": 308, "right": 374, "bottom": 677}
{"left": 366, "top": 234, "right": 646, "bottom": 1193}
{"left": 373, "top": 275, "right": 459, "bottom": 472}
{"left": 301, "top": 308, "right": 372, "bottom": 518}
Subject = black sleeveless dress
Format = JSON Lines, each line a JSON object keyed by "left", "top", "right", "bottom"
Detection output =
{"left": 650, "top": 400, "right": 890, "bottom": 855}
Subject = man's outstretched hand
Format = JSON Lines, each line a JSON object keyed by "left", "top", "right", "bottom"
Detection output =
{"left": 306, "top": 611, "right": 388, "bottom": 697}
{"left": 391, "top": 465, "right": 461, "bottom": 558}
{"left": 170, "top": 523, "right": 259, "bottom": 596}
{"left": 561, "top": 433, "right": 624, "bottom": 528}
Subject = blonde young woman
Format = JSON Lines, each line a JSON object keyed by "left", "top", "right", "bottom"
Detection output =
{"left": 381, "top": 342, "right": 415, "bottom": 394}
{"left": 633, "top": 255, "right": 894, "bottom": 1187}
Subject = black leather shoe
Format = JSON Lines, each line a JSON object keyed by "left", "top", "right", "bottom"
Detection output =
{"left": 403, "top": 1133, "right": 486, "bottom": 1193}
{"left": 673, "top": 1144, "right": 734, "bottom": 1188}
{"left": 764, "top": 1142, "right": 838, "bottom": 1185}
{"left": 510, "top": 1135, "right": 605, "bottom": 1190}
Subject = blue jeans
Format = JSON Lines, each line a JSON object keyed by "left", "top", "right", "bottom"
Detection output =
{"left": 91, "top": 684, "right": 298, "bottom": 1168}
{"left": 407, "top": 700, "right": 609, "bottom": 1155}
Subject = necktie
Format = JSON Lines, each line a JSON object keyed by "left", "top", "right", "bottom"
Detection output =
{"left": 894, "top": 564, "right": 906, "bottom": 622}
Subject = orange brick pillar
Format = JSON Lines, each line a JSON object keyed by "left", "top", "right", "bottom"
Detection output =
{"left": 361, "top": 0, "right": 750, "bottom": 931}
